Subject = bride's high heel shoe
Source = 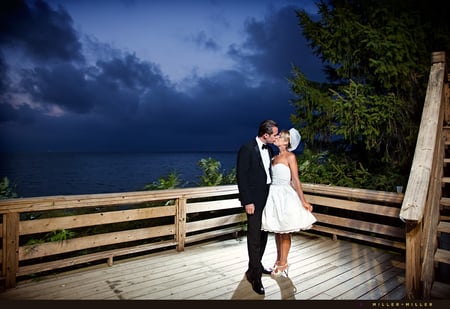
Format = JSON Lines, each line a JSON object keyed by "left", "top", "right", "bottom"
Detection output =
{"left": 271, "top": 263, "right": 289, "bottom": 277}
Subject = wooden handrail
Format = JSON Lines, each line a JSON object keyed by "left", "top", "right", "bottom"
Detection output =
{"left": 399, "top": 51, "right": 448, "bottom": 299}
{"left": 400, "top": 52, "right": 447, "bottom": 222}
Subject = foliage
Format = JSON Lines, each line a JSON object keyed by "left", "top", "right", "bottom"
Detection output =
{"left": 47, "top": 229, "right": 76, "bottom": 242}
{"left": 288, "top": 0, "right": 450, "bottom": 189}
{"left": 330, "top": 80, "right": 410, "bottom": 165}
{"left": 197, "top": 157, "right": 223, "bottom": 186}
{"left": 24, "top": 229, "right": 76, "bottom": 255}
{"left": 142, "top": 157, "right": 236, "bottom": 190}
{"left": 0, "top": 176, "right": 17, "bottom": 199}
{"left": 298, "top": 148, "right": 406, "bottom": 191}
{"left": 222, "top": 169, "right": 237, "bottom": 185}
{"left": 143, "top": 170, "right": 185, "bottom": 190}
{"left": 197, "top": 157, "right": 236, "bottom": 186}
{"left": 288, "top": 68, "right": 338, "bottom": 150}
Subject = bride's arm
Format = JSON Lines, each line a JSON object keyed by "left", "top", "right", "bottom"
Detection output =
{"left": 288, "top": 153, "right": 313, "bottom": 211}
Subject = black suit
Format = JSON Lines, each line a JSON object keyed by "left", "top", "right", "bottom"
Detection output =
{"left": 236, "top": 138, "right": 273, "bottom": 280}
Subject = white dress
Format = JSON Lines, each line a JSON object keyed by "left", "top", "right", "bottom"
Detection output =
{"left": 261, "top": 163, "right": 317, "bottom": 233}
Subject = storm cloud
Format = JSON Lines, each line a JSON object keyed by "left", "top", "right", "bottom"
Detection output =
{"left": 0, "top": 0, "right": 325, "bottom": 153}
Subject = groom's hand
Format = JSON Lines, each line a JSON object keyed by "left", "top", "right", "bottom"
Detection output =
{"left": 245, "top": 203, "right": 255, "bottom": 215}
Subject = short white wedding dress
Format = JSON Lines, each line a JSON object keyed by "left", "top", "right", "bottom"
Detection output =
{"left": 261, "top": 163, "right": 317, "bottom": 233}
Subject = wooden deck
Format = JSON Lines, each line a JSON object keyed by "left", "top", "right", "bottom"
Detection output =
{"left": 0, "top": 232, "right": 406, "bottom": 300}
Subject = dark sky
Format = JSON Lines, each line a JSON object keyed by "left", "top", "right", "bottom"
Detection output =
{"left": 0, "top": 0, "right": 325, "bottom": 153}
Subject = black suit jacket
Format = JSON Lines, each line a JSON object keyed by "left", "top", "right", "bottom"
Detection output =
{"left": 236, "top": 139, "right": 274, "bottom": 210}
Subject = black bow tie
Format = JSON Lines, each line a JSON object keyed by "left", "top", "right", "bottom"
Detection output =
{"left": 262, "top": 144, "right": 268, "bottom": 150}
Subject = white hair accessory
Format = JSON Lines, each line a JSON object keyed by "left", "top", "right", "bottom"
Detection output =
{"left": 288, "top": 128, "right": 301, "bottom": 151}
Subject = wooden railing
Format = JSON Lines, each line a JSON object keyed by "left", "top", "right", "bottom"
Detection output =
{"left": 0, "top": 186, "right": 242, "bottom": 289}
{"left": 303, "top": 183, "right": 404, "bottom": 250}
{"left": 399, "top": 51, "right": 448, "bottom": 299}
{"left": 0, "top": 183, "right": 404, "bottom": 291}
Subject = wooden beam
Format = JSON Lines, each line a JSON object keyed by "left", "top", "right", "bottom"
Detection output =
{"left": 404, "top": 221, "right": 422, "bottom": 300}
{"left": 3, "top": 213, "right": 19, "bottom": 289}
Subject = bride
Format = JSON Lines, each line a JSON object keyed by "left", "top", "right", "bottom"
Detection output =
{"left": 261, "top": 128, "right": 317, "bottom": 277}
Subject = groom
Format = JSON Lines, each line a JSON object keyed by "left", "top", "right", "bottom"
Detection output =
{"left": 236, "top": 119, "right": 279, "bottom": 295}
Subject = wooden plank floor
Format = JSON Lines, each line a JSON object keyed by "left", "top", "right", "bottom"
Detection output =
{"left": 0, "top": 233, "right": 406, "bottom": 300}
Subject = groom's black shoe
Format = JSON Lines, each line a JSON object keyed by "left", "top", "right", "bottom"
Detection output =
{"left": 246, "top": 271, "right": 265, "bottom": 295}
{"left": 262, "top": 267, "right": 273, "bottom": 275}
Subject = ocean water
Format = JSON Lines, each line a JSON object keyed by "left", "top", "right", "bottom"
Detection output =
{"left": 0, "top": 152, "right": 237, "bottom": 198}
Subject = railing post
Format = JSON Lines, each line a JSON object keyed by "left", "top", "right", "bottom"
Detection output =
{"left": 420, "top": 123, "right": 445, "bottom": 299}
{"left": 2, "top": 213, "right": 20, "bottom": 289}
{"left": 175, "top": 197, "right": 187, "bottom": 252}
{"left": 404, "top": 221, "right": 422, "bottom": 299}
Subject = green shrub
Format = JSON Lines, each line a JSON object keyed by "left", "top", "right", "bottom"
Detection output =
{"left": 0, "top": 176, "right": 17, "bottom": 199}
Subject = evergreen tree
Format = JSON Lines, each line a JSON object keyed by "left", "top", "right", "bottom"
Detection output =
{"left": 290, "top": 0, "right": 450, "bottom": 189}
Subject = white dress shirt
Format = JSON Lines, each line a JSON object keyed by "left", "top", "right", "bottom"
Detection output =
{"left": 256, "top": 137, "right": 271, "bottom": 184}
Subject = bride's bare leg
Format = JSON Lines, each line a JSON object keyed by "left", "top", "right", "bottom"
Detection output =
{"left": 271, "top": 233, "right": 291, "bottom": 276}
{"left": 279, "top": 233, "right": 291, "bottom": 266}
{"left": 274, "top": 233, "right": 281, "bottom": 267}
